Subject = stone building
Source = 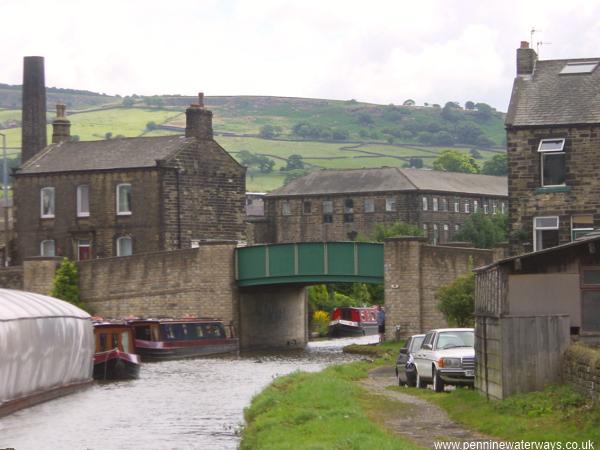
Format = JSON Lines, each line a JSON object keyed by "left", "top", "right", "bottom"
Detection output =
{"left": 12, "top": 95, "right": 246, "bottom": 263}
{"left": 506, "top": 41, "right": 600, "bottom": 254}
{"left": 261, "top": 167, "right": 507, "bottom": 244}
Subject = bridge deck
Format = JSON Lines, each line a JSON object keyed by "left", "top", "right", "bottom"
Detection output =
{"left": 235, "top": 242, "right": 384, "bottom": 287}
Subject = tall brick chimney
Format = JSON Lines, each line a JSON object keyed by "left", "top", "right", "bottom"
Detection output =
{"left": 51, "top": 104, "right": 70, "bottom": 144}
{"left": 516, "top": 41, "right": 537, "bottom": 75}
{"left": 21, "top": 56, "right": 47, "bottom": 163}
{"left": 185, "top": 92, "right": 213, "bottom": 139}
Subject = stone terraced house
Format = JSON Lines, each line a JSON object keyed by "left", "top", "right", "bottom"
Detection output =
{"left": 12, "top": 95, "right": 246, "bottom": 263}
{"left": 262, "top": 167, "right": 507, "bottom": 245}
{"left": 506, "top": 42, "right": 600, "bottom": 254}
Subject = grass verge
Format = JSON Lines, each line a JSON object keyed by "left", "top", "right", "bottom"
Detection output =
{"left": 389, "top": 384, "right": 600, "bottom": 444}
{"left": 240, "top": 353, "right": 420, "bottom": 450}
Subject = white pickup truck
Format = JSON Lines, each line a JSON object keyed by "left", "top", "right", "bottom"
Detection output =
{"left": 413, "top": 328, "right": 475, "bottom": 392}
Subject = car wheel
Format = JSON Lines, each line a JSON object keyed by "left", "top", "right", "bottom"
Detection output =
{"left": 433, "top": 367, "right": 445, "bottom": 393}
{"left": 416, "top": 370, "right": 427, "bottom": 389}
{"left": 406, "top": 373, "right": 416, "bottom": 388}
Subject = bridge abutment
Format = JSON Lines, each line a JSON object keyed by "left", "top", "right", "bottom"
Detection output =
{"left": 239, "top": 285, "right": 308, "bottom": 350}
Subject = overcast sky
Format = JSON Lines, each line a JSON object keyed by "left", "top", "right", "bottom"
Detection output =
{"left": 2, "top": 0, "right": 600, "bottom": 112}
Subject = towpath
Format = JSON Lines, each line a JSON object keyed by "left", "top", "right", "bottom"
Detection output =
{"left": 361, "top": 366, "right": 498, "bottom": 448}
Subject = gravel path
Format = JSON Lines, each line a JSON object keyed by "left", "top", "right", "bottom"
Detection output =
{"left": 361, "top": 366, "right": 497, "bottom": 448}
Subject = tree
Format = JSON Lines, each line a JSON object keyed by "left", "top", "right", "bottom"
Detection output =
{"left": 465, "top": 101, "right": 475, "bottom": 110}
{"left": 51, "top": 258, "right": 87, "bottom": 311}
{"left": 358, "top": 221, "right": 424, "bottom": 242}
{"left": 433, "top": 150, "right": 480, "bottom": 173}
{"left": 475, "top": 135, "right": 495, "bottom": 148}
{"left": 332, "top": 129, "right": 349, "bottom": 140}
{"left": 408, "top": 157, "right": 423, "bottom": 169}
{"left": 259, "top": 124, "right": 281, "bottom": 139}
{"left": 474, "top": 102, "right": 493, "bottom": 121}
{"left": 284, "top": 169, "right": 309, "bottom": 185}
{"left": 454, "top": 212, "right": 508, "bottom": 248}
{"left": 403, "top": 99, "right": 416, "bottom": 106}
{"left": 285, "top": 154, "right": 304, "bottom": 171}
{"left": 470, "top": 148, "right": 482, "bottom": 159}
{"left": 105, "top": 132, "right": 113, "bottom": 140}
{"left": 455, "top": 122, "right": 485, "bottom": 145}
{"left": 482, "top": 153, "right": 508, "bottom": 176}
{"left": 122, "top": 97, "right": 135, "bottom": 107}
{"left": 146, "top": 121, "right": 158, "bottom": 131}
{"left": 441, "top": 102, "right": 461, "bottom": 122}
{"left": 237, "top": 150, "right": 275, "bottom": 173}
{"left": 357, "top": 112, "right": 374, "bottom": 126}
{"left": 432, "top": 131, "right": 454, "bottom": 146}
{"left": 436, "top": 271, "right": 475, "bottom": 327}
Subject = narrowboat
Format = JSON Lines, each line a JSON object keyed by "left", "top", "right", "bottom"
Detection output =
{"left": 127, "top": 318, "right": 239, "bottom": 361}
{"left": 93, "top": 321, "right": 141, "bottom": 380}
{"left": 328, "top": 306, "right": 378, "bottom": 337}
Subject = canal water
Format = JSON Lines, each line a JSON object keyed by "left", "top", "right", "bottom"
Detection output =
{"left": 0, "top": 335, "right": 378, "bottom": 450}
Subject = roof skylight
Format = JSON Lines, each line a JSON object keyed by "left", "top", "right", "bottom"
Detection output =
{"left": 560, "top": 61, "right": 599, "bottom": 74}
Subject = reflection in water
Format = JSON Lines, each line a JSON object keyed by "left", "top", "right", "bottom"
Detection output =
{"left": 0, "top": 336, "right": 377, "bottom": 450}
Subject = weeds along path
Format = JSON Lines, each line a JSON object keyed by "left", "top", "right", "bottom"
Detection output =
{"left": 361, "top": 366, "right": 498, "bottom": 448}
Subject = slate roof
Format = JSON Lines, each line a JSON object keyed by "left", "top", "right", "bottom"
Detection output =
{"left": 506, "top": 57, "right": 600, "bottom": 127}
{"left": 268, "top": 168, "right": 507, "bottom": 197}
{"left": 17, "top": 135, "right": 192, "bottom": 174}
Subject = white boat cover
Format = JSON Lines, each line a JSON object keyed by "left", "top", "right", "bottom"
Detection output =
{"left": 0, "top": 289, "right": 94, "bottom": 406}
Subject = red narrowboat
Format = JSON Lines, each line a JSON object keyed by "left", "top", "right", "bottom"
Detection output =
{"left": 93, "top": 321, "right": 141, "bottom": 380}
{"left": 328, "top": 307, "right": 378, "bottom": 337}
{"left": 127, "top": 318, "right": 239, "bottom": 361}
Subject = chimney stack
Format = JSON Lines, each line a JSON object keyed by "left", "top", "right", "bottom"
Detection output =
{"left": 516, "top": 41, "right": 537, "bottom": 76}
{"left": 185, "top": 92, "right": 213, "bottom": 140}
{"left": 21, "top": 56, "right": 47, "bottom": 163}
{"left": 52, "top": 104, "right": 71, "bottom": 144}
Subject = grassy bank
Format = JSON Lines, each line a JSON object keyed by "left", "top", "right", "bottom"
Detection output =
{"left": 241, "top": 358, "right": 420, "bottom": 450}
{"left": 390, "top": 384, "right": 600, "bottom": 444}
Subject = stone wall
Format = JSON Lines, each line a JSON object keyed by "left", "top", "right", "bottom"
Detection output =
{"left": 507, "top": 125, "right": 600, "bottom": 254}
{"left": 160, "top": 140, "right": 246, "bottom": 249}
{"left": 0, "top": 266, "right": 24, "bottom": 290}
{"left": 23, "top": 257, "right": 61, "bottom": 294}
{"left": 384, "top": 237, "right": 494, "bottom": 339}
{"left": 77, "top": 243, "right": 239, "bottom": 327}
{"left": 563, "top": 344, "right": 600, "bottom": 402}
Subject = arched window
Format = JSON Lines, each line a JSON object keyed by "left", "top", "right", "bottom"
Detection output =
{"left": 116, "top": 236, "right": 132, "bottom": 257}
{"left": 40, "top": 240, "right": 55, "bottom": 257}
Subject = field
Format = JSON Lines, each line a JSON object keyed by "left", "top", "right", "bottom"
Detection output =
{"left": 0, "top": 92, "right": 507, "bottom": 191}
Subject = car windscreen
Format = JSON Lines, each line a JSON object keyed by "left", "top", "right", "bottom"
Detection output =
{"left": 409, "top": 336, "right": 425, "bottom": 353}
{"left": 435, "top": 331, "right": 474, "bottom": 350}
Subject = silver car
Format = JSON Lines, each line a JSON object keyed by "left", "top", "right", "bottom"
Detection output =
{"left": 413, "top": 328, "right": 475, "bottom": 392}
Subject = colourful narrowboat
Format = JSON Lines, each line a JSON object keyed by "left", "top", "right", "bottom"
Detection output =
{"left": 328, "top": 307, "right": 378, "bottom": 337}
{"left": 93, "top": 321, "right": 141, "bottom": 380}
{"left": 127, "top": 318, "right": 239, "bottom": 361}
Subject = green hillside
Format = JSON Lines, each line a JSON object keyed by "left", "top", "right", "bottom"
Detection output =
{"left": 0, "top": 87, "right": 506, "bottom": 192}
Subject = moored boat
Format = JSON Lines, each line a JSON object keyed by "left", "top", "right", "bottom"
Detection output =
{"left": 328, "top": 306, "right": 378, "bottom": 337}
{"left": 127, "top": 318, "right": 239, "bottom": 361}
{"left": 93, "top": 321, "right": 141, "bottom": 380}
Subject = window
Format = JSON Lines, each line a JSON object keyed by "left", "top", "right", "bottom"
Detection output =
{"left": 344, "top": 214, "right": 354, "bottom": 223}
{"left": 117, "top": 236, "right": 133, "bottom": 256}
{"left": 454, "top": 224, "right": 460, "bottom": 232}
{"left": 432, "top": 197, "right": 438, "bottom": 211}
{"left": 364, "top": 198, "right": 375, "bottom": 213}
{"left": 533, "top": 216, "right": 560, "bottom": 251}
{"left": 385, "top": 197, "right": 396, "bottom": 212}
{"left": 453, "top": 199, "right": 459, "bottom": 213}
{"left": 538, "top": 138, "right": 566, "bottom": 187}
{"left": 560, "top": 61, "right": 599, "bottom": 75}
{"left": 40, "top": 239, "right": 55, "bottom": 257}
{"left": 78, "top": 239, "right": 91, "bottom": 261}
{"left": 464, "top": 201, "right": 470, "bottom": 214}
{"left": 41, "top": 187, "right": 55, "bottom": 218}
{"left": 443, "top": 224, "right": 449, "bottom": 231}
{"left": 422, "top": 197, "right": 428, "bottom": 211}
{"left": 281, "top": 200, "right": 291, "bottom": 216}
{"left": 303, "top": 201, "right": 311, "bottom": 214}
{"left": 483, "top": 202, "right": 488, "bottom": 214}
{"left": 432, "top": 224, "right": 439, "bottom": 245}
{"left": 473, "top": 200, "right": 478, "bottom": 213}
{"left": 492, "top": 202, "right": 497, "bottom": 215}
{"left": 77, "top": 185, "right": 89, "bottom": 217}
{"left": 572, "top": 214, "right": 594, "bottom": 240}
{"left": 323, "top": 200, "right": 333, "bottom": 223}
{"left": 344, "top": 198, "right": 354, "bottom": 213}
{"left": 116, "top": 183, "right": 132, "bottom": 215}
{"left": 501, "top": 202, "right": 506, "bottom": 215}
{"left": 440, "top": 198, "right": 448, "bottom": 212}
{"left": 422, "top": 223, "right": 428, "bottom": 236}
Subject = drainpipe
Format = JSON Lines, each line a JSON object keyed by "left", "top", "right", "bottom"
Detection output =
{"left": 176, "top": 168, "right": 182, "bottom": 249}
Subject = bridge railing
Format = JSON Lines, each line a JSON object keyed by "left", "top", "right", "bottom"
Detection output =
{"left": 235, "top": 241, "right": 384, "bottom": 287}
